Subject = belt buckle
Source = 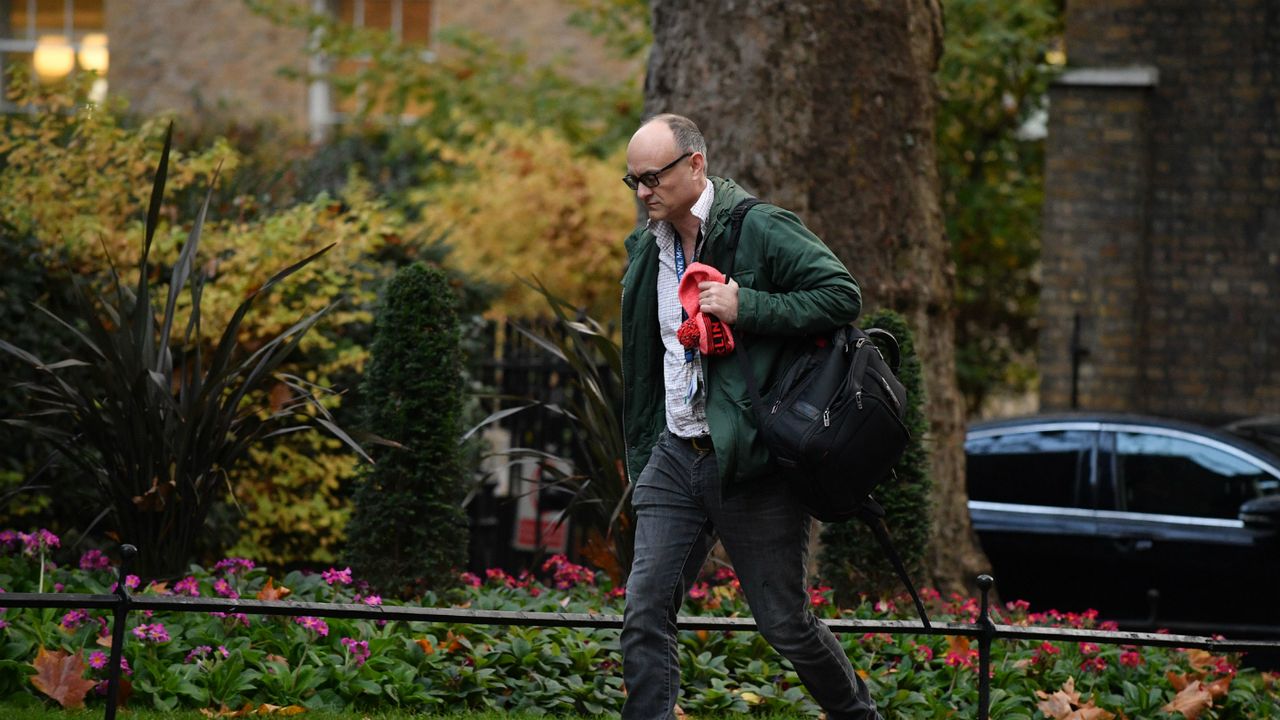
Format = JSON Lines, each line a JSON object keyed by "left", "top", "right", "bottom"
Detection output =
{"left": 690, "top": 435, "right": 712, "bottom": 453}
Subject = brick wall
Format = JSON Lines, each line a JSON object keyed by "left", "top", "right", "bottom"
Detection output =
{"left": 106, "top": 0, "right": 310, "bottom": 133}
{"left": 1039, "top": 0, "right": 1280, "bottom": 423}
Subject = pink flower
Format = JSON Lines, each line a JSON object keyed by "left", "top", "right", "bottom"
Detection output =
{"left": 541, "top": 555, "right": 596, "bottom": 589}
{"left": 0, "top": 531, "right": 18, "bottom": 553}
{"left": 173, "top": 576, "right": 200, "bottom": 596}
{"left": 185, "top": 645, "right": 230, "bottom": 664}
{"left": 341, "top": 637, "right": 371, "bottom": 666}
{"left": 1119, "top": 649, "right": 1143, "bottom": 667}
{"left": 79, "top": 549, "right": 111, "bottom": 571}
{"left": 688, "top": 583, "right": 708, "bottom": 601}
{"left": 322, "top": 567, "right": 353, "bottom": 586}
{"left": 88, "top": 651, "right": 108, "bottom": 670}
{"left": 20, "top": 529, "right": 60, "bottom": 555}
{"left": 1079, "top": 642, "right": 1100, "bottom": 655}
{"left": 125, "top": 575, "right": 140, "bottom": 590}
{"left": 362, "top": 595, "right": 382, "bottom": 606}
{"left": 214, "top": 557, "right": 255, "bottom": 574}
{"left": 1005, "top": 599, "right": 1031, "bottom": 613}
{"left": 808, "top": 585, "right": 832, "bottom": 608}
{"left": 1213, "top": 657, "right": 1237, "bottom": 675}
{"left": 131, "top": 623, "right": 170, "bottom": 643}
{"left": 210, "top": 612, "right": 250, "bottom": 627}
{"left": 294, "top": 616, "right": 329, "bottom": 636}
{"left": 213, "top": 578, "right": 239, "bottom": 599}
{"left": 1038, "top": 642, "right": 1062, "bottom": 656}
{"left": 912, "top": 643, "right": 935, "bottom": 662}
{"left": 1080, "top": 656, "right": 1108, "bottom": 672}
{"left": 60, "top": 609, "right": 90, "bottom": 630}
{"left": 460, "top": 572, "right": 482, "bottom": 587}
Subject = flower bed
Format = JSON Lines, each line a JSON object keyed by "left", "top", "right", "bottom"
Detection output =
{"left": 1, "top": 529, "right": 1277, "bottom": 717}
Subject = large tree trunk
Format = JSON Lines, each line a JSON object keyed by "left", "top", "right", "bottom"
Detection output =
{"left": 644, "top": 0, "right": 987, "bottom": 594}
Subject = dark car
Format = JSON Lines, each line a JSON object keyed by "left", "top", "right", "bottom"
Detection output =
{"left": 965, "top": 413, "right": 1280, "bottom": 636}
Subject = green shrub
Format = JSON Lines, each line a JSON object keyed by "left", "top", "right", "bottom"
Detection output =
{"left": 0, "top": 125, "right": 369, "bottom": 580}
{"left": 818, "top": 310, "right": 932, "bottom": 603}
{"left": 343, "top": 263, "right": 469, "bottom": 596}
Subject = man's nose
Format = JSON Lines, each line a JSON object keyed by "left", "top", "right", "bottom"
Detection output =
{"left": 636, "top": 184, "right": 653, "bottom": 200}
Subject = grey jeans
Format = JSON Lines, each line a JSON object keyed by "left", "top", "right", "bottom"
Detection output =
{"left": 620, "top": 431, "right": 881, "bottom": 719}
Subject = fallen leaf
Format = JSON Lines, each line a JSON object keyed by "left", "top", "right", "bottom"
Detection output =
{"left": 1184, "top": 650, "right": 1215, "bottom": 671}
{"left": 1162, "top": 680, "right": 1213, "bottom": 719}
{"left": 1205, "top": 675, "right": 1231, "bottom": 699}
{"left": 29, "top": 648, "right": 99, "bottom": 709}
{"left": 1035, "top": 677, "right": 1115, "bottom": 720}
{"left": 256, "top": 577, "right": 292, "bottom": 601}
{"left": 415, "top": 638, "right": 435, "bottom": 655}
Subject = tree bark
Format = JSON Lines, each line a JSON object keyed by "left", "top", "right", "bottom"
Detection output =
{"left": 644, "top": 0, "right": 988, "bottom": 594}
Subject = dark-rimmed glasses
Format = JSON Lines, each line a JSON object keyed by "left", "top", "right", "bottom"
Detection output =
{"left": 623, "top": 152, "right": 692, "bottom": 190}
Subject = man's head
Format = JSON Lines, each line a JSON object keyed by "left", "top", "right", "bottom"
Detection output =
{"left": 625, "top": 114, "right": 708, "bottom": 223}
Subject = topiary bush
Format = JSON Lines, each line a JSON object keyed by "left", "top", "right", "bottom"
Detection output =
{"left": 343, "top": 262, "right": 469, "bottom": 596}
{"left": 818, "top": 309, "right": 932, "bottom": 604}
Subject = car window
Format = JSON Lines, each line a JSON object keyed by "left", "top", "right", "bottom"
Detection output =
{"left": 1115, "top": 432, "right": 1278, "bottom": 519}
{"left": 966, "top": 430, "right": 1093, "bottom": 508}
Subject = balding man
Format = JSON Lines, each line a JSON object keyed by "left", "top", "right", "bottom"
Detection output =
{"left": 618, "top": 114, "right": 880, "bottom": 719}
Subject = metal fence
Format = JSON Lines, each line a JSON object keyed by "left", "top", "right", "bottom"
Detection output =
{"left": 5, "top": 544, "right": 1280, "bottom": 720}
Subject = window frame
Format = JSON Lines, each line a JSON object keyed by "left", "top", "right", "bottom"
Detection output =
{"left": 1102, "top": 422, "right": 1280, "bottom": 522}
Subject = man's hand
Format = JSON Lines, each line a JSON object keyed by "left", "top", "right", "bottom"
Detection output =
{"left": 698, "top": 279, "right": 740, "bottom": 324}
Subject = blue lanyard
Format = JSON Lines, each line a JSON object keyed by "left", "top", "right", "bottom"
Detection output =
{"left": 674, "top": 233, "right": 697, "bottom": 363}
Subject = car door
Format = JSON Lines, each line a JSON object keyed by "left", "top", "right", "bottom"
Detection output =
{"left": 1097, "top": 424, "right": 1280, "bottom": 629}
{"left": 966, "top": 424, "right": 1103, "bottom": 612}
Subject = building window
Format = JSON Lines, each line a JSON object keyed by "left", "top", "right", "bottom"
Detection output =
{"left": 0, "top": 0, "right": 108, "bottom": 110}
{"left": 309, "top": 0, "right": 433, "bottom": 139}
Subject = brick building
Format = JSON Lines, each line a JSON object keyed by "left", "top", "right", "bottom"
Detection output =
{"left": 1039, "top": 1, "right": 1280, "bottom": 423}
{"left": 1, "top": 0, "right": 636, "bottom": 141}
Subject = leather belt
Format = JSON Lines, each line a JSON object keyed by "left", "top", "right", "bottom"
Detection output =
{"left": 672, "top": 432, "right": 714, "bottom": 454}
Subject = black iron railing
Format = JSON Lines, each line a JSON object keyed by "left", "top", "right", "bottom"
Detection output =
{"left": 4, "top": 544, "right": 1279, "bottom": 719}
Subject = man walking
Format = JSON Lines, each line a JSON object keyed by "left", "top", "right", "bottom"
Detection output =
{"left": 619, "top": 113, "right": 881, "bottom": 719}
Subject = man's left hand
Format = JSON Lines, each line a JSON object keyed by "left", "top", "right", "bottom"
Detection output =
{"left": 698, "top": 279, "right": 739, "bottom": 324}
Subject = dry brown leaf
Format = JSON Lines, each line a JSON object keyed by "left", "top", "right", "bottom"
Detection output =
{"left": 255, "top": 703, "right": 307, "bottom": 715}
{"left": 1167, "top": 671, "right": 1190, "bottom": 692}
{"left": 1072, "top": 703, "right": 1116, "bottom": 720}
{"left": 1035, "top": 677, "right": 1116, "bottom": 720}
{"left": 415, "top": 637, "right": 435, "bottom": 655}
{"left": 1184, "top": 650, "right": 1214, "bottom": 671}
{"left": 256, "top": 577, "right": 292, "bottom": 601}
{"left": 1036, "top": 676, "right": 1080, "bottom": 719}
{"left": 1162, "top": 680, "right": 1213, "bottom": 719}
{"left": 1205, "top": 675, "right": 1231, "bottom": 699}
{"left": 29, "top": 647, "right": 98, "bottom": 709}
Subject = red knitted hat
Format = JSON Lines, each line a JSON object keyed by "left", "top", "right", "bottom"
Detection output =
{"left": 676, "top": 262, "right": 736, "bottom": 356}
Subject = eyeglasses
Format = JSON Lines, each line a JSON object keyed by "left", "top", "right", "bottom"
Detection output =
{"left": 622, "top": 152, "right": 692, "bottom": 191}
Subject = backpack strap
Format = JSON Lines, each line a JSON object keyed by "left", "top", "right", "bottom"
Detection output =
{"left": 721, "top": 197, "right": 762, "bottom": 282}
{"left": 855, "top": 495, "right": 932, "bottom": 628}
{"left": 719, "top": 199, "right": 770, "bottom": 432}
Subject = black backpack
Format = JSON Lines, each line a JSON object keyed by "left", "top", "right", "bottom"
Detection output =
{"left": 722, "top": 198, "right": 928, "bottom": 627}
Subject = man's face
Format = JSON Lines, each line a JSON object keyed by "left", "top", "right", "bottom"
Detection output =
{"left": 625, "top": 123, "right": 703, "bottom": 223}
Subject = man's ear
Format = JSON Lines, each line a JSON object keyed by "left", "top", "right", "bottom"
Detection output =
{"left": 689, "top": 151, "right": 706, "bottom": 177}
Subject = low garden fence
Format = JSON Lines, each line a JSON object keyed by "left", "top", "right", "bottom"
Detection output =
{"left": 5, "top": 544, "right": 1279, "bottom": 720}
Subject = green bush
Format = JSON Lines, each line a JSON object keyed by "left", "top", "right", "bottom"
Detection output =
{"left": 818, "top": 310, "right": 932, "bottom": 603}
{"left": 343, "top": 263, "right": 469, "bottom": 596}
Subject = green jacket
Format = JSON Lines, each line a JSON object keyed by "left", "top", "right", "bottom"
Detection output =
{"left": 621, "top": 176, "right": 861, "bottom": 492}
